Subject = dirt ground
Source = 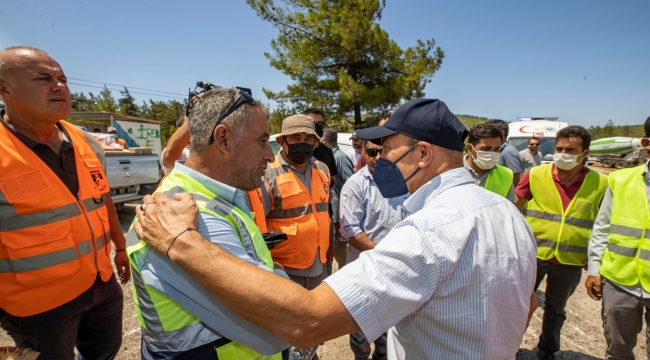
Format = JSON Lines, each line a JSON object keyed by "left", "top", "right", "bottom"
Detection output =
{"left": 2, "top": 201, "right": 647, "bottom": 359}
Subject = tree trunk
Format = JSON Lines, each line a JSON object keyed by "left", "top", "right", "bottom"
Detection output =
{"left": 354, "top": 103, "right": 361, "bottom": 128}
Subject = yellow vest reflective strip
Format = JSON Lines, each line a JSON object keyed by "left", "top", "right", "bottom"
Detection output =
{"left": 599, "top": 165, "right": 650, "bottom": 291}
{"left": 524, "top": 164, "right": 608, "bottom": 265}
{"left": 0, "top": 233, "right": 106, "bottom": 273}
{"left": 483, "top": 164, "right": 513, "bottom": 198}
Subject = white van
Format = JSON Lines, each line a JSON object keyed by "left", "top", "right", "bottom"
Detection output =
{"left": 507, "top": 117, "right": 569, "bottom": 163}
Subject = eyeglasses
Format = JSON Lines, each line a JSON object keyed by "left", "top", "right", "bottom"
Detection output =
{"left": 365, "top": 148, "right": 382, "bottom": 157}
{"left": 208, "top": 90, "right": 255, "bottom": 144}
{"left": 529, "top": 143, "right": 540, "bottom": 147}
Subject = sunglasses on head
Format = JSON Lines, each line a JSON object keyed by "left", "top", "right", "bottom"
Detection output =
{"left": 365, "top": 148, "right": 382, "bottom": 157}
{"left": 208, "top": 90, "right": 255, "bottom": 144}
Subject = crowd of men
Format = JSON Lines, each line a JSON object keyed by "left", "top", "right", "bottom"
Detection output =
{"left": 2, "top": 45, "right": 650, "bottom": 360}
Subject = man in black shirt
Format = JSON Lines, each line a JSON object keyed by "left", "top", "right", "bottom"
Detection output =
{"left": 303, "top": 107, "right": 336, "bottom": 273}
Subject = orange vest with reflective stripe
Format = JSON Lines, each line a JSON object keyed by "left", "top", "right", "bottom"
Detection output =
{"left": 248, "top": 188, "right": 268, "bottom": 233}
{"left": 0, "top": 120, "right": 114, "bottom": 316}
{"left": 265, "top": 156, "right": 331, "bottom": 269}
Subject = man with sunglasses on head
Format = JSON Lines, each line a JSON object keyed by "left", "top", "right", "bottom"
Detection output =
{"left": 521, "top": 136, "right": 543, "bottom": 174}
{"left": 339, "top": 138, "right": 408, "bottom": 360}
{"left": 125, "top": 87, "right": 289, "bottom": 359}
{"left": 464, "top": 123, "right": 515, "bottom": 202}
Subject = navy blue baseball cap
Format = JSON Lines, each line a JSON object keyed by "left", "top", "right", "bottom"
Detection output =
{"left": 355, "top": 98, "right": 468, "bottom": 151}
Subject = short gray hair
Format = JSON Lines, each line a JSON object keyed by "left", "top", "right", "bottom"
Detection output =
{"left": 322, "top": 126, "right": 338, "bottom": 145}
{"left": 189, "top": 87, "right": 268, "bottom": 153}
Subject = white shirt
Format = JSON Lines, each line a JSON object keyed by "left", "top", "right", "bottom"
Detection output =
{"left": 162, "top": 147, "right": 190, "bottom": 174}
{"left": 325, "top": 167, "right": 537, "bottom": 360}
{"left": 339, "top": 166, "right": 408, "bottom": 263}
{"left": 346, "top": 148, "right": 361, "bottom": 166}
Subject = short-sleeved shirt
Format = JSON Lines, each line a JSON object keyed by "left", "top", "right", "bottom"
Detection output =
{"left": 498, "top": 142, "right": 524, "bottom": 174}
{"left": 520, "top": 148, "right": 543, "bottom": 174}
{"left": 339, "top": 166, "right": 408, "bottom": 263}
{"left": 325, "top": 167, "right": 537, "bottom": 359}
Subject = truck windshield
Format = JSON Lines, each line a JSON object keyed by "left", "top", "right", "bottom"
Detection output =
{"left": 509, "top": 137, "right": 556, "bottom": 162}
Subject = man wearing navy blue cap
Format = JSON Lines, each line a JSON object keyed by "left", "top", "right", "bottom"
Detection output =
{"left": 132, "top": 98, "right": 539, "bottom": 360}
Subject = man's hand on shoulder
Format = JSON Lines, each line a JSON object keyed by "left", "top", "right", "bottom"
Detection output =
{"left": 134, "top": 192, "right": 199, "bottom": 255}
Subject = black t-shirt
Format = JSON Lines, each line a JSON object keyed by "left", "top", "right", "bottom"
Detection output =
{"left": 313, "top": 143, "right": 338, "bottom": 177}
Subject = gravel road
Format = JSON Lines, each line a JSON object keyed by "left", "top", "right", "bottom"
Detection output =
{"left": 2, "top": 201, "right": 647, "bottom": 359}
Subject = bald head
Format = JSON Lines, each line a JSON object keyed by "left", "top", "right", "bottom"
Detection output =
{"left": 0, "top": 46, "right": 70, "bottom": 125}
{"left": 0, "top": 46, "right": 50, "bottom": 85}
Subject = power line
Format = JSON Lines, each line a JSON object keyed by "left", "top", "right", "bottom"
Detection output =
{"left": 68, "top": 77, "right": 186, "bottom": 96}
{"left": 68, "top": 82, "right": 184, "bottom": 100}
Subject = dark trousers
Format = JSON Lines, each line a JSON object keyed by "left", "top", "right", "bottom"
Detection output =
{"left": 534, "top": 259, "right": 583, "bottom": 353}
{"left": 0, "top": 274, "right": 123, "bottom": 360}
{"left": 601, "top": 278, "right": 650, "bottom": 360}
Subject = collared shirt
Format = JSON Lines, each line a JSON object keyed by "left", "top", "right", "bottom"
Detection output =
{"left": 135, "top": 162, "right": 289, "bottom": 356}
{"left": 339, "top": 166, "right": 408, "bottom": 263}
{"left": 499, "top": 141, "right": 524, "bottom": 174}
{"left": 1, "top": 111, "right": 78, "bottom": 195}
{"left": 262, "top": 152, "right": 324, "bottom": 278}
{"left": 463, "top": 155, "right": 515, "bottom": 202}
{"left": 331, "top": 145, "right": 354, "bottom": 221}
{"left": 588, "top": 162, "right": 650, "bottom": 299}
{"left": 325, "top": 167, "right": 537, "bottom": 360}
{"left": 520, "top": 148, "right": 543, "bottom": 174}
{"left": 346, "top": 148, "right": 361, "bottom": 165}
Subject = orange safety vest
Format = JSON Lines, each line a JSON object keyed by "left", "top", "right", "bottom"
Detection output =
{"left": 0, "top": 120, "right": 114, "bottom": 316}
{"left": 248, "top": 188, "right": 268, "bottom": 233}
{"left": 265, "top": 156, "right": 331, "bottom": 269}
{"left": 117, "top": 138, "right": 127, "bottom": 148}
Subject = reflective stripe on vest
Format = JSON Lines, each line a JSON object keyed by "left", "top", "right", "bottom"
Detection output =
{"left": 0, "top": 120, "right": 114, "bottom": 317}
{"left": 264, "top": 156, "right": 331, "bottom": 269}
{"left": 524, "top": 164, "right": 608, "bottom": 265}
{"left": 126, "top": 171, "right": 281, "bottom": 358}
{"left": 483, "top": 164, "right": 513, "bottom": 198}
{"left": 599, "top": 165, "right": 650, "bottom": 291}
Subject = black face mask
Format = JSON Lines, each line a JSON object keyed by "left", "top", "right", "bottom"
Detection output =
{"left": 285, "top": 142, "right": 314, "bottom": 165}
{"left": 314, "top": 122, "right": 324, "bottom": 137}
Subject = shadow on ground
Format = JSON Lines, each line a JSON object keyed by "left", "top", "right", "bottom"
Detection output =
{"left": 517, "top": 349, "right": 602, "bottom": 359}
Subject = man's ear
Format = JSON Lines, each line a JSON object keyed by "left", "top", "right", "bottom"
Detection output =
{"left": 0, "top": 80, "right": 11, "bottom": 98}
{"left": 212, "top": 124, "right": 232, "bottom": 154}
{"left": 418, "top": 142, "right": 434, "bottom": 168}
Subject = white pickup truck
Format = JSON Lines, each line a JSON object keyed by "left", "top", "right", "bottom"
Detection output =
{"left": 79, "top": 127, "right": 161, "bottom": 206}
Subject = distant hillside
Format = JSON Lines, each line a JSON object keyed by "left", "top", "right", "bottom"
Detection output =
{"left": 456, "top": 114, "right": 490, "bottom": 129}
{"left": 588, "top": 120, "right": 645, "bottom": 140}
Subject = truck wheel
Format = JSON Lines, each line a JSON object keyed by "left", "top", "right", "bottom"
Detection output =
{"left": 601, "top": 159, "right": 614, "bottom": 168}
{"left": 614, "top": 160, "right": 627, "bottom": 169}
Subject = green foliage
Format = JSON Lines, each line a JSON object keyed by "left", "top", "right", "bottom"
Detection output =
{"left": 95, "top": 85, "right": 119, "bottom": 112}
{"left": 248, "top": 0, "right": 444, "bottom": 128}
{"left": 588, "top": 119, "right": 645, "bottom": 140}
{"left": 118, "top": 87, "right": 139, "bottom": 116}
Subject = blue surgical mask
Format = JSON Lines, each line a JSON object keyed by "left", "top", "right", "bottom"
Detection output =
{"left": 373, "top": 144, "right": 420, "bottom": 198}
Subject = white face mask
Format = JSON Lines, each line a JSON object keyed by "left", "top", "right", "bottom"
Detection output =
{"left": 470, "top": 145, "right": 500, "bottom": 170}
{"left": 554, "top": 152, "right": 584, "bottom": 170}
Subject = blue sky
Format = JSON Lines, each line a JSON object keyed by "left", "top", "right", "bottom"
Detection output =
{"left": 2, "top": 0, "right": 648, "bottom": 127}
